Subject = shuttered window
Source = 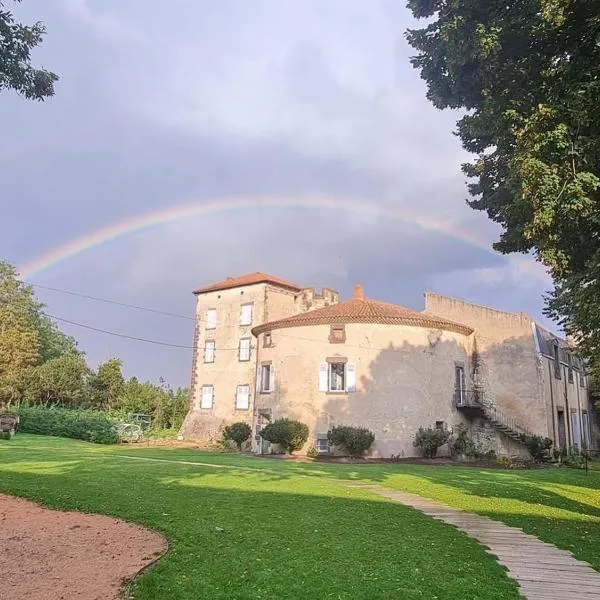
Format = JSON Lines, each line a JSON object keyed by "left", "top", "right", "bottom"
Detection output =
{"left": 204, "top": 340, "right": 215, "bottom": 363}
{"left": 236, "top": 385, "right": 250, "bottom": 410}
{"left": 319, "top": 361, "right": 356, "bottom": 392}
{"left": 200, "top": 385, "right": 214, "bottom": 409}
{"left": 239, "top": 338, "right": 251, "bottom": 361}
{"left": 206, "top": 308, "right": 217, "bottom": 330}
{"left": 240, "top": 304, "right": 253, "bottom": 326}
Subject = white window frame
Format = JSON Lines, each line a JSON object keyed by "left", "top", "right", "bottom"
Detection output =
{"left": 204, "top": 340, "right": 215, "bottom": 363}
{"left": 235, "top": 384, "right": 250, "bottom": 410}
{"left": 238, "top": 338, "right": 251, "bottom": 362}
{"left": 205, "top": 308, "right": 217, "bottom": 330}
{"left": 240, "top": 303, "right": 253, "bottom": 326}
{"left": 260, "top": 364, "right": 272, "bottom": 393}
{"left": 200, "top": 385, "right": 214, "bottom": 409}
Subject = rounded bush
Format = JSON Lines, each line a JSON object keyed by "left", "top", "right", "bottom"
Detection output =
{"left": 223, "top": 422, "right": 252, "bottom": 451}
{"left": 327, "top": 426, "right": 375, "bottom": 457}
{"left": 413, "top": 427, "right": 451, "bottom": 459}
{"left": 260, "top": 418, "right": 308, "bottom": 454}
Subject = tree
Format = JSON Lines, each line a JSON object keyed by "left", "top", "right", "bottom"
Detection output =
{"left": 406, "top": 1, "right": 600, "bottom": 361}
{"left": 90, "top": 359, "right": 124, "bottom": 410}
{"left": 1, "top": 0, "right": 58, "bottom": 100}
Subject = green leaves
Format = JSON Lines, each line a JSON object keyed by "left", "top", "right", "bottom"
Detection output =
{"left": 406, "top": 0, "right": 600, "bottom": 371}
{"left": 0, "top": 1, "right": 58, "bottom": 100}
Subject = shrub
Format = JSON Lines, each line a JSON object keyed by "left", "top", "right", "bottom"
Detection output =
{"left": 327, "top": 426, "right": 375, "bottom": 457}
{"left": 223, "top": 422, "right": 252, "bottom": 451}
{"left": 413, "top": 427, "right": 451, "bottom": 459}
{"left": 15, "top": 405, "right": 118, "bottom": 444}
{"left": 260, "top": 418, "right": 308, "bottom": 454}
{"left": 306, "top": 446, "right": 319, "bottom": 459}
{"left": 518, "top": 433, "right": 553, "bottom": 462}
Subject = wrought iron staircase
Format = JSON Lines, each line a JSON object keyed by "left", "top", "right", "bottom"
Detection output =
{"left": 454, "top": 389, "right": 533, "bottom": 441}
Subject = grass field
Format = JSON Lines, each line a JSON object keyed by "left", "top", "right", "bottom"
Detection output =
{"left": 1, "top": 436, "right": 599, "bottom": 599}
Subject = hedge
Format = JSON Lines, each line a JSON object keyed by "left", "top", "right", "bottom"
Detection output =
{"left": 15, "top": 406, "right": 119, "bottom": 444}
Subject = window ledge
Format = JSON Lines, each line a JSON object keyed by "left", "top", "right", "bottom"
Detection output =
{"left": 325, "top": 391, "right": 347, "bottom": 395}
{"left": 259, "top": 390, "right": 272, "bottom": 395}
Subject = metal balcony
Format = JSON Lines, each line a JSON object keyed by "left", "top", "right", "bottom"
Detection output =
{"left": 454, "top": 389, "right": 482, "bottom": 408}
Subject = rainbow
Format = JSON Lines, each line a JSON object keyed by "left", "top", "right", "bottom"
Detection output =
{"left": 18, "top": 194, "right": 547, "bottom": 281}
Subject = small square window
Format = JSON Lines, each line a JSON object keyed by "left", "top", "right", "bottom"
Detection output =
{"left": 200, "top": 385, "right": 214, "bottom": 409}
{"left": 435, "top": 421, "right": 445, "bottom": 431}
{"left": 205, "top": 308, "right": 217, "bottom": 330}
{"left": 329, "top": 324, "right": 346, "bottom": 344}
{"left": 240, "top": 304, "right": 253, "bottom": 326}
{"left": 204, "top": 340, "right": 215, "bottom": 363}
{"left": 236, "top": 384, "right": 250, "bottom": 410}
{"left": 260, "top": 364, "right": 272, "bottom": 393}
{"left": 315, "top": 436, "right": 330, "bottom": 454}
{"left": 239, "top": 338, "right": 251, "bottom": 361}
{"left": 263, "top": 332, "right": 272, "bottom": 348}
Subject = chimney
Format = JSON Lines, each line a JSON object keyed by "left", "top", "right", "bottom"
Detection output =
{"left": 353, "top": 283, "right": 364, "bottom": 300}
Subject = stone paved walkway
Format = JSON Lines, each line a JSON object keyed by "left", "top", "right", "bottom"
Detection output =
{"left": 349, "top": 484, "right": 600, "bottom": 600}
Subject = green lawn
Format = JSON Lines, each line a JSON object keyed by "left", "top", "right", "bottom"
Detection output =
{"left": 1, "top": 437, "right": 599, "bottom": 599}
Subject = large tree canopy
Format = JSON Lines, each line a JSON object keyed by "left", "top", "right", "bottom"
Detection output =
{"left": 406, "top": 1, "right": 600, "bottom": 362}
{"left": 0, "top": 0, "right": 58, "bottom": 100}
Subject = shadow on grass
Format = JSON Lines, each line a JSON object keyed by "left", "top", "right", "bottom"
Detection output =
{"left": 0, "top": 452, "right": 522, "bottom": 600}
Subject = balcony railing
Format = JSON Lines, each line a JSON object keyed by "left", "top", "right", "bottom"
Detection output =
{"left": 454, "top": 389, "right": 481, "bottom": 408}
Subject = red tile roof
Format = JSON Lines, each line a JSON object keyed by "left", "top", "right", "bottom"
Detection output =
{"left": 252, "top": 285, "right": 473, "bottom": 336}
{"left": 193, "top": 272, "right": 302, "bottom": 295}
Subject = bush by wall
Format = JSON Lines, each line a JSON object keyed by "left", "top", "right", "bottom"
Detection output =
{"left": 413, "top": 426, "right": 451, "bottom": 459}
{"left": 260, "top": 418, "right": 308, "bottom": 454}
{"left": 327, "top": 426, "right": 375, "bottom": 457}
{"left": 15, "top": 405, "right": 118, "bottom": 444}
{"left": 223, "top": 422, "right": 252, "bottom": 451}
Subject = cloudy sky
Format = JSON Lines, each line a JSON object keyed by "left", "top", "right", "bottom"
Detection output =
{"left": 1, "top": 0, "right": 553, "bottom": 387}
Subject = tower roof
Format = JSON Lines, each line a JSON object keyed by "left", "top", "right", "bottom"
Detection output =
{"left": 193, "top": 272, "right": 302, "bottom": 295}
{"left": 252, "top": 285, "right": 473, "bottom": 336}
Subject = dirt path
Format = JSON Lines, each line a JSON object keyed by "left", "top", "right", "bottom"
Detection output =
{"left": 0, "top": 493, "right": 167, "bottom": 600}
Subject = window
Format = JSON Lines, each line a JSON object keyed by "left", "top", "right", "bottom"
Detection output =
{"left": 553, "top": 343, "right": 561, "bottom": 379}
{"left": 580, "top": 370, "right": 586, "bottom": 388}
{"left": 455, "top": 365, "right": 466, "bottom": 405}
{"left": 435, "top": 421, "right": 445, "bottom": 431}
{"left": 319, "top": 360, "right": 356, "bottom": 393}
{"left": 200, "top": 385, "right": 214, "bottom": 409}
{"left": 205, "top": 308, "right": 217, "bottom": 330}
{"left": 240, "top": 303, "right": 253, "bottom": 326}
{"left": 582, "top": 412, "right": 590, "bottom": 450}
{"left": 238, "top": 338, "right": 251, "bottom": 361}
{"left": 329, "top": 362, "right": 345, "bottom": 392}
{"left": 567, "top": 354, "right": 574, "bottom": 383}
{"left": 329, "top": 324, "right": 346, "bottom": 343}
{"left": 204, "top": 340, "right": 215, "bottom": 363}
{"left": 263, "top": 332, "right": 272, "bottom": 348}
{"left": 571, "top": 411, "right": 581, "bottom": 447}
{"left": 236, "top": 384, "right": 250, "bottom": 410}
{"left": 260, "top": 364, "right": 272, "bottom": 393}
{"left": 315, "top": 435, "right": 330, "bottom": 454}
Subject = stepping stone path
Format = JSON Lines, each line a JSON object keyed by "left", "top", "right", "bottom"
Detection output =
{"left": 349, "top": 484, "right": 600, "bottom": 600}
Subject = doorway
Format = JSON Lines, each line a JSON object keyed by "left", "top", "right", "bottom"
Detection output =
{"left": 557, "top": 409, "right": 567, "bottom": 448}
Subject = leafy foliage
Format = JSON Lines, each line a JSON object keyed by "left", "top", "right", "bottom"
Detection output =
{"left": 406, "top": 1, "right": 600, "bottom": 366}
{"left": 518, "top": 433, "right": 553, "bottom": 462}
{"left": 327, "top": 426, "right": 375, "bottom": 457}
{"left": 413, "top": 426, "right": 451, "bottom": 459}
{"left": 223, "top": 422, "right": 252, "bottom": 451}
{"left": 260, "top": 418, "right": 309, "bottom": 454}
{"left": 15, "top": 405, "right": 118, "bottom": 443}
{"left": 0, "top": 0, "right": 58, "bottom": 100}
